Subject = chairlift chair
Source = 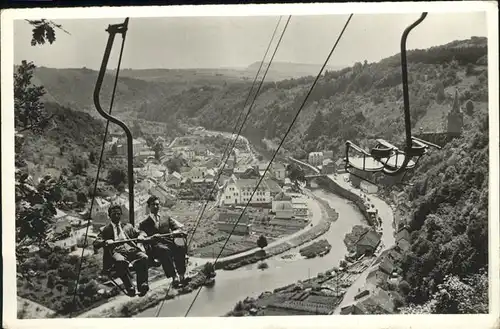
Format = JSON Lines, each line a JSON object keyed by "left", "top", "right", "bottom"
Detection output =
{"left": 92, "top": 18, "right": 193, "bottom": 297}
{"left": 344, "top": 12, "right": 441, "bottom": 186}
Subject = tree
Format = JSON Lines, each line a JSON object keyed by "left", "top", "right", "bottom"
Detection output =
{"left": 166, "top": 157, "right": 183, "bottom": 174}
{"left": 286, "top": 163, "right": 306, "bottom": 188}
{"left": 257, "top": 235, "right": 268, "bottom": 250}
{"left": 465, "top": 100, "right": 474, "bottom": 115}
{"left": 107, "top": 167, "right": 127, "bottom": 188}
{"left": 70, "top": 155, "right": 89, "bottom": 176}
{"left": 153, "top": 142, "right": 164, "bottom": 161}
{"left": 145, "top": 135, "right": 155, "bottom": 148}
{"left": 435, "top": 81, "right": 446, "bottom": 103}
{"left": 201, "top": 262, "right": 216, "bottom": 278}
{"left": 76, "top": 190, "right": 88, "bottom": 207}
{"left": 14, "top": 61, "right": 52, "bottom": 133}
{"left": 399, "top": 272, "right": 488, "bottom": 314}
{"left": 15, "top": 172, "right": 63, "bottom": 266}
{"left": 26, "top": 19, "right": 70, "bottom": 46}
{"left": 88, "top": 151, "right": 97, "bottom": 164}
{"left": 132, "top": 120, "right": 143, "bottom": 137}
{"left": 110, "top": 143, "right": 118, "bottom": 156}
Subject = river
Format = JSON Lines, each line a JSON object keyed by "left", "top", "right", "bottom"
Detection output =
{"left": 137, "top": 188, "right": 366, "bottom": 317}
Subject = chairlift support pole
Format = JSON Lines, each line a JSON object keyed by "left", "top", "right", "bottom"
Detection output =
{"left": 93, "top": 18, "right": 136, "bottom": 225}
{"left": 383, "top": 12, "right": 428, "bottom": 176}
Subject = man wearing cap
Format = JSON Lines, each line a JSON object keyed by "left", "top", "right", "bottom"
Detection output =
{"left": 139, "top": 195, "right": 188, "bottom": 287}
{"left": 93, "top": 204, "right": 150, "bottom": 297}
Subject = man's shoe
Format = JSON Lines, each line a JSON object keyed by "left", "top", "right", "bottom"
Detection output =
{"left": 172, "top": 277, "right": 181, "bottom": 288}
{"left": 125, "top": 285, "right": 136, "bottom": 297}
{"left": 138, "top": 283, "right": 149, "bottom": 297}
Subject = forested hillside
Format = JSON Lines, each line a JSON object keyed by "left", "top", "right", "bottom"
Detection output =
{"left": 134, "top": 36, "right": 488, "bottom": 160}
{"left": 397, "top": 110, "right": 489, "bottom": 313}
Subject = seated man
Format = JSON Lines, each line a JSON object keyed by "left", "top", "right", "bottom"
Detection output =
{"left": 93, "top": 204, "right": 150, "bottom": 297}
{"left": 139, "top": 195, "right": 188, "bottom": 286}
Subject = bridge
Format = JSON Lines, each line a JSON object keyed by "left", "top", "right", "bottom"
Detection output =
{"left": 288, "top": 156, "right": 321, "bottom": 175}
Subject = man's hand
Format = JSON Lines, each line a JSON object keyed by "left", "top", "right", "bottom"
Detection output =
{"left": 137, "top": 236, "right": 151, "bottom": 244}
{"left": 104, "top": 239, "right": 114, "bottom": 247}
{"left": 173, "top": 230, "right": 187, "bottom": 238}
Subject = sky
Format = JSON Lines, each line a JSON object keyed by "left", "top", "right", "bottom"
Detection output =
{"left": 13, "top": 12, "right": 487, "bottom": 70}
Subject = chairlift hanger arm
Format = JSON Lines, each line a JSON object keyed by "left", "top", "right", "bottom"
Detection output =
{"left": 93, "top": 18, "right": 136, "bottom": 225}
{"left": 381, "top": 12, "right": 427, "bottom": 176}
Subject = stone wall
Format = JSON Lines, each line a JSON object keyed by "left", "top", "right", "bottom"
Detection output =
{"left": 315, "top": 176, "right": 374, "bottom": 227}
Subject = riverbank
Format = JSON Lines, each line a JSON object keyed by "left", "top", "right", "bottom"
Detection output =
{"left": 222, "top": 175, "right": 397, "bottom": 317}
{"left": 225, "top": 255, "right": 374, "bottom": 316}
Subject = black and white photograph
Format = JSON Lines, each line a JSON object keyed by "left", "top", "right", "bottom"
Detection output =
{"left": 2, "top": 2, "right": 499, "bottom": 328}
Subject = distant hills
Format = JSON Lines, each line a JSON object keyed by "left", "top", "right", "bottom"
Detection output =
{"left": 246, "top": 61, "right": 347, "bottom": 80}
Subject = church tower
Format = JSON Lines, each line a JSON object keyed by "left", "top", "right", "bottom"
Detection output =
{"left": 447, "top": 89, "right": 464, "bottom": 134}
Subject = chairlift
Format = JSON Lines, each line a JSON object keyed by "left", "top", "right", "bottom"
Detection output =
{"left": 94, "top": 232, "right": 191, "bottom": 297}
{"left": 344, "top": 12, "right": 441, "bottom": 186}
{"left": 92, "top": 18, "right": 193, "bottom": 297}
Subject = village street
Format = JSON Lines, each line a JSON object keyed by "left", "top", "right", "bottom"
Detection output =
{"left": 328, "top": 173, "right": 395, "bottom": 314}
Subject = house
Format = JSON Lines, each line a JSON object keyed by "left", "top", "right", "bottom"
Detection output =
{"left": 91, "top": 197, "right": 110, "bottom": 218}
{"left": 184, "top": 166, "right": 208, "bottom": 181}
{"left": 292, "top": 201, "right": 309, "bottom": 217}
{"left": 265, "top": 179, "right": 282, "bottom": 198}
{"left": 222, "top": 177, "right": 272, "bottom": 206}
{"left": 376, "top": 246, "right": 403, "bottom": 264}
{"left": 216, "top": 209, "right": 252, "bottom": 235}
{"left": 182, "top": 148, "right": 195, "bottom": 160}
{"left": 155, "top": 136, "right": 166, "bottom": 144}
{"left": 321, "top": 159, "right": 335, "bottom": 174}
{"left": 360, "top": 180, "right": 378, "bottom": 194}
{"left": 341, "top": 288, "right": 395, "bottom": 314}
{"left": 205, "top": 169, "right": 216, "bottom": 180}
{"left": 366, "top": 267, "right": 390, "bottom": 288}
{"left": 355, "top": 230, "right": 382, "bottom": 257}
{"left": 136, "top": 150, "right": 156, "bottom": 161}
{"left": 271, "top": 162, "right": 287, "bottom": 181}
{"left": 272, "top": 192, "right": 294, "bottom": 219}
{"left": 255, "top": 163, "right": 272, "bottom": 178}
{"left": 322, "top": 150, "right": 333, "bottom": 160}
{"left": 396, "top": 226, "right": 410, "bottom": 241}
{"left": 132, "top": 138, "right": 146, "bottom": 155}
{"left": 111, "top": 193, "right": 149, "bottom": 224}
{"left": 165, "top": 171, "right": 182, "bottom": 188}
{"left": 222, "top": 158, "right": 236, "bottom": 175}
{"left": 149, "top": 184, "right": 177, "bottom": 207}
{"left": 366, "top": 255, "right": 395, "bottom": 288}
{"left": 335, "top": 158, "right": 346, "bottom": 173}
{"left": 308, "top": 152, "right": 324, "bottom": 166}
{"left": 233, "top": 166, "right": 259, "bottom": 179}
{"left": 396, "top": 226, "right": 411, "bottom": 251}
